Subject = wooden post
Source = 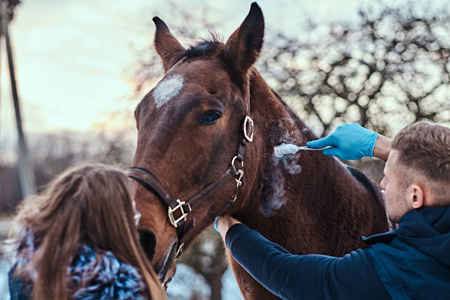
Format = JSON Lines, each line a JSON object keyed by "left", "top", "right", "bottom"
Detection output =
{"left": 1, "top": 2, "right": 36, "bottom": 196}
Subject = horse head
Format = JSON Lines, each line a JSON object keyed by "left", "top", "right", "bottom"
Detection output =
{"left": 131, "top": 3, "right": 265, "bottom": 284}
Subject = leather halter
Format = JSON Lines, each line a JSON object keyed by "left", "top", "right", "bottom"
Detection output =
{"left": 129, "top": 115, "right": 254, "bottom": 258}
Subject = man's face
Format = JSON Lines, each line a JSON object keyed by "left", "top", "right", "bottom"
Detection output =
{"left": 380, "top": 150, "right": 413, "bottom": 223}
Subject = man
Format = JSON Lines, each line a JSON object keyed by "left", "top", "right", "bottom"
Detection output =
{"left": 216, "top": 122, "right": 450, "bottom": 300}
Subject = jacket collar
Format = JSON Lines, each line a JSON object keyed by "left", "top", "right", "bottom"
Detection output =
{"left": 362, "top": 206, "right": 450, "bottom": 245}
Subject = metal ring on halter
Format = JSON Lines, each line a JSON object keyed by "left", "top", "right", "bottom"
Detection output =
{"left": 243, "top": 116, "right": 254, "bottom": 142}
{"left": 231, "top": 155, "right": 244, "bottom": 168}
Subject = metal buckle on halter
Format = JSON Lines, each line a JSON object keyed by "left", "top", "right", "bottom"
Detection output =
{"left": 168, "top": 199, "right": 191, "bottom": 228}
{"left": 243, "top": 116, "right": 254, "bottom": 142}
{"left": 230, "top": 169, "right": 244, "bottom": 203}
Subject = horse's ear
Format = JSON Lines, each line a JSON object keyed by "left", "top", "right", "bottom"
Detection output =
{"left": 222, "top": 3, "right": 264, "bottom": 76}
{"left": 153, "top": 17, "right": 186, "bottom": 72}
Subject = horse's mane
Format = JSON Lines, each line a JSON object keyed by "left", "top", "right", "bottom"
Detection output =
{"left": 175, "top": 36, "right": 253, "bottom": 90}
{"left": 175, "top": 36, "right": 223, "bottom": 63}
{"left": 269, "top": 88, "right": 317, "bottom": 140}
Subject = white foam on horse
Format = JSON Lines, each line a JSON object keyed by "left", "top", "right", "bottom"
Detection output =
{"left": 153, "top": 75, "right": 184, "bottom": 108}
{"left": 273, "top": 143, "right": 300, "bottom": 157}
{"left": 259, "top": 142, "right": 303, "bottom": 216}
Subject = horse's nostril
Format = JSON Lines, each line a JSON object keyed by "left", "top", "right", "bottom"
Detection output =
{"left": 138, "top": 228, "right": 157, "bottom": 261}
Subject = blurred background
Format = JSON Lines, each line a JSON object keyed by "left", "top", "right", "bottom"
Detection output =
{"left": 0, "top": 0, "right": 449, "bottom": 299}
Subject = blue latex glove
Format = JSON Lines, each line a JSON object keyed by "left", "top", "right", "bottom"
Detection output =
{"left": 306, "top": 123, "right": 378, "bottom": 160}
{"left": 214, "top": 216, "right": 220, "bottom": 233}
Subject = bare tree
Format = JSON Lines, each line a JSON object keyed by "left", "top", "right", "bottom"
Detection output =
{"left": 259, "top": 1, "right": 449, "bottom": 136}
{"left": 135, "top": 2, "right": 449, "bottom": 138}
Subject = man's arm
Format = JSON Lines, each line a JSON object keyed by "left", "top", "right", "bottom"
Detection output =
{"left": 373, "top": 134, "right": 392, "bottom": 161}
{"left": 216, "top": 216, "right": 391, "bottom": 300}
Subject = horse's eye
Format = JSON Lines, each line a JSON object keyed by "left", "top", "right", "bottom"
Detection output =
{"left": 199, "top": 111, "right": 221, "bottom": 125}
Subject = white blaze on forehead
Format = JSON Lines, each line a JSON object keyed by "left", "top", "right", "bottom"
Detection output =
{"left": 152, "top": 75, "right": 184, "bottom": 108}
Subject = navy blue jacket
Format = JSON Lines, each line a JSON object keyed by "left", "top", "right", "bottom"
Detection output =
{"left": 226, "top": 206, "right": 450, "bottom": 300}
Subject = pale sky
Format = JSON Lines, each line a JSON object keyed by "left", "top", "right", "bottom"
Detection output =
{"left": 0, "top": 0, "right": 369, "bottom": 140}
{"left": 0, "top": 0, "right": 443, "bottom": 145}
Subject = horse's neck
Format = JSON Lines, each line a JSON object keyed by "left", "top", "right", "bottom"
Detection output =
{"left": 239, "top": 71, "right": 369, "bottom": 254}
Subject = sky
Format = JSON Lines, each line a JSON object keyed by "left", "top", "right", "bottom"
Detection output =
{"left": 0, "top": 0, "right": 446, "bottom": 148}
{"left": 0, "top": 0, "right": 369, "bottom": 143}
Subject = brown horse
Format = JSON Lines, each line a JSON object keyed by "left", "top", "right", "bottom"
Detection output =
{"left": 130, "top": 3, "right": 388, "bottom": 299}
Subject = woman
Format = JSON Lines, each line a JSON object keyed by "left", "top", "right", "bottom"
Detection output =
{"left": 6, "top": 164, "right": 166, "bottom": 300}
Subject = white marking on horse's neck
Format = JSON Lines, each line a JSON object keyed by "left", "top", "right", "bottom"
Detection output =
{"left": 152, "top": 75, "right": 184, "bottom": 108}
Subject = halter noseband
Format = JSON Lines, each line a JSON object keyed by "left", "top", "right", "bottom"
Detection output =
{"left": 129, "top": 115, "right": 254, "bottom": 259}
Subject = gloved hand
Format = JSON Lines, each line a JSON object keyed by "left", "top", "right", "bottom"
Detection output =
{"left": 306, "top": 123, "right": 378, "bottom": 160}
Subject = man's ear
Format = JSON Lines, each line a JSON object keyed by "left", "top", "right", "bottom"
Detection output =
{"left": 410, "top": 184, "right": 424, "bottom": 209}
